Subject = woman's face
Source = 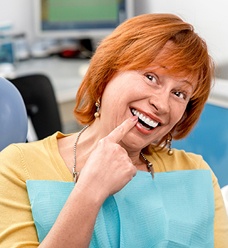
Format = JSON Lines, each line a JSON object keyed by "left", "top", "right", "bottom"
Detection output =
{"left": 99, "top": 64, "right": 196, "bottom": 153}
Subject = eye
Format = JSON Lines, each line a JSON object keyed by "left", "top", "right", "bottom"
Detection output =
{"left": 145, "top": 73, "right": 157, "bottom": 84}
{"left": 173, "top": 91, "right": 187, "bottom": 100}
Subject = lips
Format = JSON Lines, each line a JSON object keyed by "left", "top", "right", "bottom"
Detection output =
{"left": 131, "top": 108, "right": 159, "bottom": 130}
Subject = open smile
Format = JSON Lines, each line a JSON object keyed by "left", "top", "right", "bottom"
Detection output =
{"left": 131, "top": 108, "right": 160, "bottom": 130}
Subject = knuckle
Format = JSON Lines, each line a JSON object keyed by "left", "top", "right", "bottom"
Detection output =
{"left": 98, "top": 137, "right": 111, "bottom": 147}
{"left": 98, "top": 138, "right": 105, "bottom": 145}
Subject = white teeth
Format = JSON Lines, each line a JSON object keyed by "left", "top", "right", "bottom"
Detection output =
{"left": 131, "top": 109, "right": 159, "bottom": 128}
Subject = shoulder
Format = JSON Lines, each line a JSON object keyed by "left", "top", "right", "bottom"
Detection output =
{"left": 0, "top": 132, "right": 61, "bottom": 173}
{"left": 146, "top": 145, "right": 211, "bottom": 172}
{"left": 1, "top": 131, "right": 66, "bottom": 157}
{"left": 0, "top": 131, "right": 71, "bottom": 181}
{"left": 170, "top": 148, "right": 207, "bottom": 169}
{"left": 1, "top": 133, "right": 51, "bottom": 158}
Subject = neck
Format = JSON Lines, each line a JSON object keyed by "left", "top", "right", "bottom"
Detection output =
{"left": 74, "top": 123, "right": 150, "bottom": 171}
{"left": 127, "top": 152, "right": 142, "bottom": 165}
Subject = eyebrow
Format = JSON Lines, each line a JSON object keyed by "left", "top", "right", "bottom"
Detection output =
{"left": 181, "top": 79, "right": 193, "bottom": 86}
{"left": 145, "top": 65, "right": 196, "bottom": 90}
{"left": 180, "top": 79, "right": 195, "bottom": 90}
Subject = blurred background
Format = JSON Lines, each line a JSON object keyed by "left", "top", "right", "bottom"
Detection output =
{"left": 0, "top": 0, "right": 228, "bottom": 62}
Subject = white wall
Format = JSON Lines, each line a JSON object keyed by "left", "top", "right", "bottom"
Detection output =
{"left": 135, "top": 0, "right": 228, "bottom": 66}
{"left": 0, "top": 0, "right": 228, "bottom": 65}
{"left": 0, "top": 0, "right": 35, "bottom": 43}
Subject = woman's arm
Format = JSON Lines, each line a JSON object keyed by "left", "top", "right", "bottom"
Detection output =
{"left": 39, "top": 116, "right": 138, "bottom": 247}
{"left": 0, "top": 117, "right": 137, "bottom": 247}
{"left": 212, "top": 175, "right": 228, "bottom": 247}
{"left": 39, "top": 184, "right": 103, "bottom": 247}
{"left": 198, "top": 158, "right": 228, "bottom": 247}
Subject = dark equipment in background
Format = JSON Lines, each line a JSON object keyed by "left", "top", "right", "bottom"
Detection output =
{"left": 9, "top": 74, "right": 62, "bottom": 140}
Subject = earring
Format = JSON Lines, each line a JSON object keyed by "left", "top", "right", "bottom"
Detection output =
{"left": 167, "top": 133, "right": 173, "bottom": 156}
{"left": 94, "top": 99, "right": 100, "bottom": 118}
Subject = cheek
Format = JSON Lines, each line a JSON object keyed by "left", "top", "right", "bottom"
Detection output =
{"left": 170, "top": 105, "right": 186, "bottom": 125}
{"left": 101, "top": 81, "right": 135, "bottom": 110}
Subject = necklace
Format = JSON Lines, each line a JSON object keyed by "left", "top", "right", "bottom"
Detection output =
{"left": 72, "top": 126, "right": 154, "bottom": 183}
{"left": 72, "top": 125, "right": 89, "bottom": 183}
{"left": 140, "top": 152, "right": 154, "bottom": 178}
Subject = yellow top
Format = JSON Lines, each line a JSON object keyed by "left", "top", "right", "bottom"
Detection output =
{"left": 0, "top": 132, "right": 227, "bottom": 247}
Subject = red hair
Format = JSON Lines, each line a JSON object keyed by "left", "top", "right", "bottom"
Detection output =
{"left": 74, "top": 13, "right": 214, "bottom": 140}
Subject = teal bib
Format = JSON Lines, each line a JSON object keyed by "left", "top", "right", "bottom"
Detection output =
{"left": 27, "top": 170, "right": 214, "bottom": 247}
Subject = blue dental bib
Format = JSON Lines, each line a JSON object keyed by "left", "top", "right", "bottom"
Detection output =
{"left": 26, "top": 170, "right": 214, "bottom": 247}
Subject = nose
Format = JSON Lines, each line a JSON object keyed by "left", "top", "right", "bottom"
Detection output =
{"left": 149, "top": 91, "right": 170, "bottom": 114}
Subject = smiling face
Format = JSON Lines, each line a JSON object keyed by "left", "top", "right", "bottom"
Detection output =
{"left": 75, "top": 14, "right": 213, "bottom": 143}
{"left": 99, "top": 64, "right": 196, "bottom": 153}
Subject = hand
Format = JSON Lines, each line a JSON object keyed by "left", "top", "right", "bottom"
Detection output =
{"left": 76, "top": 116, "right": 138, "bottom": 201}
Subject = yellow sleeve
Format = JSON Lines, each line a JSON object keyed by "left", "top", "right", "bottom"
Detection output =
{"left": 212, "top": 172, "right": 228, "bottom": 247}
{"left": 199, "top": 158, "right": 228, "bottom": 247}
{"left": 0, "top": 144, "right": 39, "bottom": 247}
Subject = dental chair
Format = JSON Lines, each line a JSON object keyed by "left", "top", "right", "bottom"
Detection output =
{"left": 0, "top": 77, "right": 27, "bottom": 151}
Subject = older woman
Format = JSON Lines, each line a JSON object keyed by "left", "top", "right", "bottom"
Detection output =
{"left": 0, "top": 13, "right": 227, "bottom": 247}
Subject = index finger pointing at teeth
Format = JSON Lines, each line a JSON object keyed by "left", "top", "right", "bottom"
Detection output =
{"left": 106, "top": 116, "right": 138, "bottom": 143}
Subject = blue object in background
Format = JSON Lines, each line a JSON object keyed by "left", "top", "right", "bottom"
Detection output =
{"left": 0, "top": 42, "right": 14, "bottom": 64}
{"left": 173, "top": 103, "right": 228, "bottom": 188}
{"left": 0, "top": 22, "right": 15, "bottom": 65}
{"left": 0, "top": 77, "right": 28, "bottom": 151}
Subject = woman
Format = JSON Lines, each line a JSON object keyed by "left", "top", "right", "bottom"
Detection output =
{"left": 0, "top": 13, "right": 227, "bottom": 247}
